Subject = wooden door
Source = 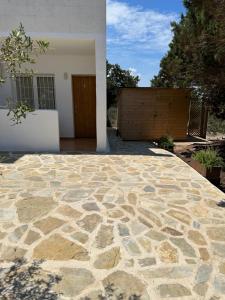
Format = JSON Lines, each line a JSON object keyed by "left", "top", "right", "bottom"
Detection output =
{"left": 72, "top": 76, "right": 96, "bottom": 138}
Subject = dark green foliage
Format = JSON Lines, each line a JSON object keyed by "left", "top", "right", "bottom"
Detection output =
{"left": 207, "top": 114, "right": 225, "bottom": 135}
{"left": 0, "top": 258, "right": 61, "bottom": 300}
{"left": 151, "top": 0, "right": 225, "bottom": 119}
{"left": 107, "top": 61, "right": 140, "bottom": 109}
{"left": 192, "top": 148, "right": 224, "bottom": 169}
{"left": 158, "top": 136, "right": 175, "bottom": 152}
{"left": 7, "top": 100, "right": 34, "bottom": 125}
{"left": 0, "top": 23, "right": 49, "bottom": 83}
{"left": 0, "top": 24, "right": 49, "bottom": 123}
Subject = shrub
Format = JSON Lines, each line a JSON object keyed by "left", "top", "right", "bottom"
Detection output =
{"left": 207, "top": 114, "right": 225, "bottom": 135}
{"left": 158, "top": 136, "right": 174, "bottom": 151}
{"left": 192, "top": 148, "right": 224, "bottom": 170}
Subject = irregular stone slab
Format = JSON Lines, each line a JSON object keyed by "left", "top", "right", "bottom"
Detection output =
{"left": 125, "top": 259, "right": 134, "bottom": 267}
{"left": 128, "top": 193, "right": 137, "bottom": 205}
{"left": 212, "top": 243, "right": 225, "bottom": 257}
{"left": 71, "top": 232, "right": 89, "bottom": 244}
{"left": 130, "top": 220, "right": 148, "bottom": 235}
{"left": 83, "top": 290, "right": 103, "bottom": 300}
{"left": 24, "top": 230, "right": 41, "bottom": 245}
{"left": 0, "top": 208, "right": 16, "bottom": 222}
{"left": 94, "top": 247, "right": 120, "bottom": 269}
{"left": 118, "top": 223, "right": 130, "bottom": 236}
{"left": 138, "top": 208, "right": 162, "bottom": 227}
{"left": 1, "top": 245, "right": 27, "bottom": 261}
{"left": 34, "top": 217, "right": 65, "bottom": 234}
{"left": 190, "top": 204, "right": 209, "bottom": 218}
{"left": 158, "top": 241, "right": 178, "bottom": 263}
{"left": 16, "top": 197, "right": 56, "bottom": 222}
{"left": 77, "top": 214, "right": 102, "bottom": 233}
{"left": 61, "top": 225, "right": 75, "bottom": 233}
{"left": 167, "top": 209, "right": 191, "bottom": 225}
{"left": 137, "top": 236, "right": 152, "bottom": 252}
{"left": 121, "top": 217, "right": 130, "bottom": 223}
{"left": 82, "top": 202, "right": 100, "bottom": 211}
{"left": 107, "top": 209, "right": 124, "bottom": 219}
{"left": 0, "top": 231, "right": 6, "bottom": 239}
{"left": 33, "top": 234, "right": 89, "bottom": 261}
{"left": 138, "top": 217, "right": 153, "bottom": 229}
{"left": 157, "top": 284, "right": 191, "bottom": 298}
{"left": 62, "top": 189, "right": 93, "bottom": 202}
{"left": 219, "top": 262, "right": 225, "bottom": 275}
{"left": 144, "top": 185, "right": 155, "bottom": 193}
{"left": 146, "top": 230, "right": 166, "bottom": 241}
{"left": 193, "top": 283, "right": 208, "bottom": 297}
{"left": 103, "top": 271, "right": 149, "bottom": 300}
{"left": 138, "top": 257, "right": 156, "bottom": 267}
{"left": 195, "top": 264, "right": 213, "bottom": 284}
{"left": 95, "top": 224, "right": 114, "bottom": 248}
{"left": 103, "top": 203, "right": 115, "bottom": 209}
{"left": 157, "top": 184, "right": 181, "bottom": 191}
{"left": 121, "top": 205, "right": 135, "bottom": 215}
{"left": 8, "top": 225, "right": 28, "bottom": 243}
{"left": 214, "top": 275, "right": 225, "bottom": 294}
{"left": 141, "top": 266, "right": 193, "bottom": 279}
{"left": 209, "top": 296, "right": 220, "bottom": 300}
{"left": 56, "top": 205, "right": 82, "bottom": 219}
{"left": 186, "top": 258, "right": 196, "bottom": 264}
{"left": 162, "top": 227, "right": 183, "bottom": 237}
{"left": 188, "top": 230, "right": 207, "bottom": 245}
{"left": 170, "top": 238, "right": 196, "bottom": 257}
{"left": 207, "top": 227, "right": 225, "bottom": 241}
{"left": 123, "top": 238, "right": 141, "bottom": 256}
{"left": 55, "top": 268, "right": 95, "bottom": 297}
{"left": 199, "top": 248, "right": 210, "bottom": 261}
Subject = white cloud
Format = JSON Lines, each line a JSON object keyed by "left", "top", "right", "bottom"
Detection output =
{"left": 129, "top": 67, "right": 141, "bottom": 78}
{"left": 107, "top": 0, "right": 178, "bottom": 52}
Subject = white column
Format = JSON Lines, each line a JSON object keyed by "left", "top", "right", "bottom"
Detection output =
{"left": 95, "top": 37, "right": 109, "bottom": 152}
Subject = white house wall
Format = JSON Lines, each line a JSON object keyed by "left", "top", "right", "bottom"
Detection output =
{"left": 0, "top": 54, "right": 96, "bottom": 138}
{"left": 33, "top": 54, "right": 96, "bottom": 138}
{"left": 0, "top": 0, "right": 108, "bottom": 152}
{"left": 0, "top": 0, "right": 105, "bottom": 36}
{"left": 0, "top": 110, "right": 60, "bottom": 152}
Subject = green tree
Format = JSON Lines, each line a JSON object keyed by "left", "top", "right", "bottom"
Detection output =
{"left": 151, "top": 0, "right": 225, "bottom": 119}
{"left": 0, "top": 23, "right": 49, "bottom": 123}
{"left": 107, "top": 60, "right": 140, "bottom": 108}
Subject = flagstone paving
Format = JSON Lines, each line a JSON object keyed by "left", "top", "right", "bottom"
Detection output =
{"left": 0, "top": 143, "right": 225, "bottom": 299}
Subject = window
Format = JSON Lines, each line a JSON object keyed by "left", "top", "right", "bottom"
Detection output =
{"left": 16, "top": 76, "right": 34, "bottom": 108}
{"left": 37, "top": 76, "right": 55, "bottom": 109}
{"left": 15, "top": 75, "right": 56, "bottom": 110}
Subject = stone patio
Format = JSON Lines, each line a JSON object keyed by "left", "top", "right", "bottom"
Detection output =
{"left": 0, "top": 137, "right": 225, "bottom": 299}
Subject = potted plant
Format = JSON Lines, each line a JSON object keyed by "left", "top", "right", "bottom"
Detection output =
{"left": 191, "top": 148, "right": 224, "bottom": 185}
{"left": 158, "top": 136, "right": 175, "bottom": 153}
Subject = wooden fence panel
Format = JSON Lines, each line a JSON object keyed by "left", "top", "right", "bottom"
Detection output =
{"left": 117, "top": 88, "right": 191, "bottom": 140}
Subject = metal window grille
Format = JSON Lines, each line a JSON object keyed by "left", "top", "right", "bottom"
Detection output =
{"left": 15, "top": 76, "right": 34, "bottom": 108}
{"left": 37, "top": 76, "right": 55, "bottom": 110}
{"left": 15, "top": 75, "right": 56, "bottom": 110}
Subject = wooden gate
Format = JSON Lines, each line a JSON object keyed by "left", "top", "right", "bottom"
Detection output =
{"left": 188, "top": 100, "right": 208, "bottom": 138}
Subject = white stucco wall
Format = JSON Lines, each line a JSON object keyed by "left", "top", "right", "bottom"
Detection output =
{"left": 0, "top": 0, "right": 105, "bottom": 36}
{"left": 0, "top": 0, "right": 108, "bottom": 152}
{"left": 1, "top": 54, "right": 96, "bottom": 138}
{"left": 0, "top": 110, "right": 60, "bottom": 152}
{"left": 35, "top": 54, "right": 95, "bottom": 138}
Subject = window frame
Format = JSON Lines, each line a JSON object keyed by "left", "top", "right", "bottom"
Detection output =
{"left": 13, "top": 74, "right": 56, "bottom": 110}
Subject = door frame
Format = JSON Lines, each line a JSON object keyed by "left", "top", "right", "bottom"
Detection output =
{"left": 71, "top": 74, "right": 96, "bottom": 138}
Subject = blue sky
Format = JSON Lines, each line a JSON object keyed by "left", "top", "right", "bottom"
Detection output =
{"left": 107, "top": 0, "right": 185, "bottom": 86}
